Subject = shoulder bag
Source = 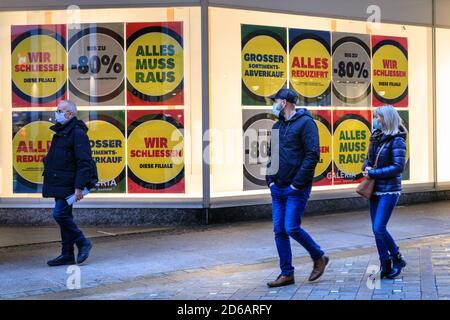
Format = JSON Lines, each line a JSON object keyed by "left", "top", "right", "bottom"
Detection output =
{"left": 356, "top": 142, "right": 387, "bottom": 199}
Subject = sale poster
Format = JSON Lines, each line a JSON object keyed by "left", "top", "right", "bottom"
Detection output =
{"left": 77, "top": 111, "right": 126, "bottom": 193}
{"left": 127, "top": 110, "right": 184, "bottom": 193}
{"left": 68, "top": 23, "right": 125, "bottom": 106}
{"left": 11, "top": 25, "right": 67, "bottom": 107}
{"left": 332, "top": 32, "right": 371, "bottom": 107}
{"left": 241, "top": 25, "right": 287, "bottom": 106}
{"left": 372, "top": 35, "right": 408, "bottom": 107}
{"left": 126, "top": 22, "right": 184, "bottom": 106}
{"left": 398, "top": 110, "right": 410, "bottom": 180}
{"left": 289, "top": 29, "right": 331, "bottom": 106}
{"left": 333, "top": 110, "right": 371, "bottom": 185}
{"left": 310, "top": 110, "right": 333, "bottom": 186}
{"left": 243, "top": 110, "right": 277, "bottom": 190}
{"left": 12, "top": 112, "right": 54, "bottom": 193}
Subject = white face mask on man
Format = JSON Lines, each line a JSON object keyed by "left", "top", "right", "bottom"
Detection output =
{"left": 272, "top": 100, "right": 286, "bottom": 118}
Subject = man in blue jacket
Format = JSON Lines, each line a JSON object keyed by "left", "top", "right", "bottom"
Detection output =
{"left": 43, "top": 100, "right": 97, "bottom": 267}
{"left": 266, "top": 89, "right": 329, "bottom": 287}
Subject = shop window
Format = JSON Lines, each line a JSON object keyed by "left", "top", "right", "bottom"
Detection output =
{"left": 0, "top": 7, "right": 203, "bottom": 199}
{"left": 209, "top": 7, "right": 434, "bottom": 198}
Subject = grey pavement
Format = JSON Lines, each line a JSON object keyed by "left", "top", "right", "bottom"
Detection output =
{"left": 0, "top": 226, "right": 173, "bottom": 248}
{"left": 1, "top": 200, "right": 450, "bottom": 300}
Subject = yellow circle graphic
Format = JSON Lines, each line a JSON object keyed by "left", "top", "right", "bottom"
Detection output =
{"left": 372, "top": 45, "right": 408, "bottom": 100}
{"left": 128, "top": 119, "right": 184, "bottom": 185}
{"left": 242, "top": 35, "right": 287, "bottom": 97}
{"left": 127, "top": 32, "right": 183, "bottom": 97}
{"left": 333, "top": 119, "right": 370, "bottom": 176}
{"left": 13, "top": 121, "right": 53, "bottom": 184}
{"left": 314, "top": 120, "right": 332, "bottom": 178}
{"left": 290, "top": 39, "right": 331, "bottom": 98}
{"left": 86, "top": 120, "right": 125, "bottom": 183}
{"left": 12, "top": 34, "right": 67, "bottom": 99}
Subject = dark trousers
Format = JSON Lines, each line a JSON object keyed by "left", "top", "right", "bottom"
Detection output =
{"left": 53, "top": 198, "right": 87, "bottom": 257}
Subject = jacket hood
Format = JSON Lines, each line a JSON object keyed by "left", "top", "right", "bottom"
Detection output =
{"left": 280, "top": 108, "right": 313, "bottom": 122}
{"left": 75, "top": 119, "right": 88, "bottom": 132}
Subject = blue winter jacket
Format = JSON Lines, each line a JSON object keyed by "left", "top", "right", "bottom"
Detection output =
{"left": 362, "top": 126, "right": 407, "bottom": 193}
{"left": 265, "top": 108, "right": 320, "bottom": 190}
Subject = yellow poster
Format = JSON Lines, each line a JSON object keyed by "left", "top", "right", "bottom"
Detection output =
{"left": 311, "top": 110, "right": 332, "bottom": 186}
{"left": 289, "top": 29, "right": 331, "bottom": 106}
{"left": 372, "top": 35, "right": 408, "bottom": 107}
{"left": 78, "top": 111, "right": 126, "bottom": 193}
{"left": 333, "top": 110, "right": 371, "bottom": 185}
{"left": 127, "top": 110, "right": 185, "bottom": 193}
{"left": 11, "top": 25, "right": 67, "bottom": 107}
{"left": 126, "top": 22, "right": 184, "bottom": 105}
{"left": 241, "top": 25, "right": 287, "bottom": 105}
{"left": 12, "top": 112, "right": 54, "bottom": 193}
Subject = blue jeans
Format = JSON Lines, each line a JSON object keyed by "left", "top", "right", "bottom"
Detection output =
{"left": 369, "top": 193, "right": 400, "bottom": 262}
{"left": 271, "top": 184, "right": 324, "bottom": 276}
{"left": 53, "top": 198, "right": 87, "bottom": 257}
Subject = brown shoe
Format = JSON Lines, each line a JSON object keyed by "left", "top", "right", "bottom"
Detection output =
{"left": 267, "top": 274, "right": 295, "bottom": 288}
{"left": 308, "top": 256, "right": 329, "bottom": 282}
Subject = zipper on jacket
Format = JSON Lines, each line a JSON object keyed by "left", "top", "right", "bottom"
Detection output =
{"left": 284, "top": 122, "right": 291, "bottom": 137}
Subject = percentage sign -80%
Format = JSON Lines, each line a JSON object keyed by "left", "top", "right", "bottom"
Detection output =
{"left": 335, "top": 61, "right": 369, "bottom": 79}
{"left": 71, "top": 55, "right": 123, "bottom": 74}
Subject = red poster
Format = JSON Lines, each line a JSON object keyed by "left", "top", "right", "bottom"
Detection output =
{"left": 372, "top": 35, "right": 408, "bottom": 108}
{"left": 11, "top": 24, "right": 67, "bottom": 107}
{"left": 127, "top": 110, "right": 185, "bottom": 193}
{"left": 332, "top": 110, "right": 371, "bottom": 185}
{"left": 126, "top": 22, "right": 184, "bottom": 106}
{"left": 310, "top": 110, "right": 333, "bottom": 186}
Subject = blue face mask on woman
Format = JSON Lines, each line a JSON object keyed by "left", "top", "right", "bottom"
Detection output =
{"left": 373, "top": 118, "right": 382, "bottom": 130}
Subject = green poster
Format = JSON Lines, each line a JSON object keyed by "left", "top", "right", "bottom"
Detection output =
{"left": 398, "top": 110, "right": 410, "bottom": 180}
{"left": 241, "top": 25, "right": 287, "bottom": 106}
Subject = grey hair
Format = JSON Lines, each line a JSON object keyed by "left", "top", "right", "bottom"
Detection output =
{"left": 58, "top": 100, "right": 77, "bottom": 116}
{"left": 373, "top": 105, "right": 403, "bottom": 135}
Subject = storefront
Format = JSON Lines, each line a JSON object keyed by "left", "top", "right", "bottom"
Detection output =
{"left": 0, "top": 0, "right": 449, "bottom": 224}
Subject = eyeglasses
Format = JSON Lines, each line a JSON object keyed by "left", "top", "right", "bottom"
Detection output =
{"left": 56, "top": 109, "right": 67, "bottom": 114}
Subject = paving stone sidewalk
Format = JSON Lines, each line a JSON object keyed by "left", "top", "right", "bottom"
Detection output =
{"left": 1, "top": 200, "right": 450, "bottom": 300}
{"left": 20, "top": 234, "right": 450, "bottom": 300}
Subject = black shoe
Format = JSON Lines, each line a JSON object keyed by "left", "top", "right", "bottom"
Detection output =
{"left": 386, "top": 252, "right": 407, "bottom": 279}
{"left": 47, "top": 255, "right": 76, "bottom": 267}
{"left": 380, "top": 259, "right": 392, "bottom": 279}
{"left": 77, "top": 240, "right": 92, "bottom": 264}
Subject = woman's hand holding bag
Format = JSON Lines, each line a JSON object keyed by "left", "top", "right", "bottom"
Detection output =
{"left": 356, "top": 143, "right": 387, "bottom": 199}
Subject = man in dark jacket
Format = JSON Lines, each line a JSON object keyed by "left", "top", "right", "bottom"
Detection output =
{"left": 43, "top": 100, "right": 97, "bottom": 266}
{"left": 266, "top": 89, "right": 329, "bottom": 287}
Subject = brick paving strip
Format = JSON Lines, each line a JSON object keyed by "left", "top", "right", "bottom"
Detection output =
{"left": 420, "top": 247, "right": 438, "bottom": 299}
{"left": 17, "top": 234, "right": 450, "bottom": 300}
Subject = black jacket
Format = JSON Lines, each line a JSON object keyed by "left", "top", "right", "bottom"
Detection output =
{"left": 362, "top": 126, "right": 407, "bottom": 193}
{"left": 266, "top": 108, "right": 320, "bottom": 190}
{"left": 42, "top": 117, "right": 97, "bottom": 198}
